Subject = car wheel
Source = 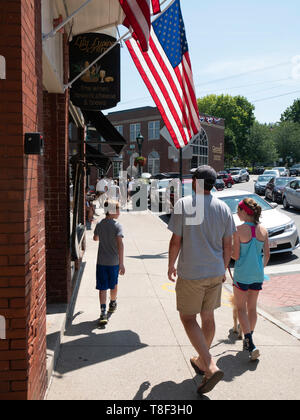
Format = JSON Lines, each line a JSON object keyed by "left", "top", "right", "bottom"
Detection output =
{"left": 272, "top": 192, "right": 276, "bottom": 203}
{"left": 283, "top": 196, "right": 290, "bottom": 209}
{"left": 227, "top": 182, "right": 232, "bottom": 188}
{"left": 246, "top": 176, "right": 250, "bottom": 182}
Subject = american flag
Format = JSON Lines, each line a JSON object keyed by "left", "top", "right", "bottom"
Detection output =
{"left": 120, "top": 0, "right": 161, "bottom": 52}
{"left": 126, "top": 0, "right": 200, "bottom": 149}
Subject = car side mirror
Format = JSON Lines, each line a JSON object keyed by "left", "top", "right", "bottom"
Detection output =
{"left": 254, "top": 180, "right": 257, "bottom": 183}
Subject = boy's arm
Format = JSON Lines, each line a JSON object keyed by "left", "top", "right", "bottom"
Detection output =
{"left": 117, "top": 236, "right": 125, "bottom": 275}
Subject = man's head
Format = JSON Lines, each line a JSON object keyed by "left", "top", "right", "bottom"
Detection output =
{"left": 104, "top": 200, "right": 120, "bottom": 219}
{"left": 190, "top": 165, "right": 217, "bottom": 192}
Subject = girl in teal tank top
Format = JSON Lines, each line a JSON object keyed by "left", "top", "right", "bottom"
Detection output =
{"left": 232, "top": 198, "right": 270, "bottom": 361}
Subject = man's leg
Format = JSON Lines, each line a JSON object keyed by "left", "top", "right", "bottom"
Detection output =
{"left": 180, "top": 313, "right": 219, "bottom": 376}
{"left": 200, "top": 310, "right": 215, "bottom": 349}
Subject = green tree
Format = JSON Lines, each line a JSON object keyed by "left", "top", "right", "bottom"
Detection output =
{"left": 197, "top": 94, "right": 255, "bottom": 163}
{"left": 245, "top": 121, "right": 278, "bottom": 168}
{"left": 280, "top": 98, "right": 300, "bottom": 124}
{"left": 272, "top": 121, "right": 300, "bottom": 164}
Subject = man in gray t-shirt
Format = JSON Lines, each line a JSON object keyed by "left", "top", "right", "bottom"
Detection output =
{"left": 168, "top": 165, "right": 235, "bottom": 395}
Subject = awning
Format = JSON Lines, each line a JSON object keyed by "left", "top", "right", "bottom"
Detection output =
{"left": 82, "top": 110, "right": 127, "bottom": 155}
{"left": 54, "top": 0, "right": 124, "bottom": 37}
{"left": 86, "top": 143, "right": 111, "bottom": 172}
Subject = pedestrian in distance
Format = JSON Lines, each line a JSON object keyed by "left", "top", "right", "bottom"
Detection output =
{"left": 93, "top": 200, "right": 125, "bottom": 326}
{"left": 231, "top": 198, "right": 270, "bottom": 361}
{"left": 168, "top": 165, "right": 236, "bottom": 394}
{"left": 96, "top": 175, "right": 108, "bottom": 207}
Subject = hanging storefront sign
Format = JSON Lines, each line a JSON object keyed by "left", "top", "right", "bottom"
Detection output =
{"left": 69, "top": 33, "right": 120, "bottom": 110}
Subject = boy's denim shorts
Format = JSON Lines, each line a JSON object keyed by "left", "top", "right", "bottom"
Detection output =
{"left": 96, "top": 265, "right": 119, "bottom": 291}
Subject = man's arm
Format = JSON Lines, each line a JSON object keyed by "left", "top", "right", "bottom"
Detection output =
{"left": 117, "top": 236, "right": 125, "bottom": 275}
{"left": 93, "top": 234, "right": 99, "bottom": 241}
{"left": 168, "top": 234, "right": 182, "bottom": 282}
{"left": 223, "top": 235, "right": 233, "bottom": 269}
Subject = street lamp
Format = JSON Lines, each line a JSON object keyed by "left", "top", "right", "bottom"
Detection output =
{"left": 136, "top": 133, "right": 144, "bottom": 177}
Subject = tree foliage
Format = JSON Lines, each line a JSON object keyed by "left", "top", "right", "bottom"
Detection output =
{"left": 197, "top": 94, "right": 255, "bottom": 163}
{"left": 280, "top": 98, "right": 300, "bottom": 124}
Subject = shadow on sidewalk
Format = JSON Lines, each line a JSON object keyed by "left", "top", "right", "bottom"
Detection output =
{"left": 50, "top": 327, "right": 148, "bottom": 377}
{"left": 133, "top": 379, "right": 209, "bottom": 401}
{"left": 127, "top": 252, "right": 168, "bottom": 260}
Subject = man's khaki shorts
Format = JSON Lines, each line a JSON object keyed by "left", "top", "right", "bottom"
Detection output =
{"left": 175, "top": 275, "right": 224, "bottom": 315}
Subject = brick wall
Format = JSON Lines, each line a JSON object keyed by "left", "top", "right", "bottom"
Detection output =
{"left": 43, "top": 92, "right": 71, "bottom": 303}
{"left": 0, "top": 0, "right": 47, "bottom": 400}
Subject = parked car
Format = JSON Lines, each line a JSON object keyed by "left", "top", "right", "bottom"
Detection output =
{"left": 263, "top": 169, "right": 280, "bottom": 178}
{"left": 230, "top": 168, "right": 250, "bottom": 183}
{"left": 150, "top": 178, "right": 173, "bottom": 211}
{"left": 282, "top": 178, "right": 300, "bottom": 210}
{"left": 254, "top": 175, "right": 275, "bottom": 195}
{"left": 215, "top": 178, "right": 225, "bottom": 191}
{"left": 265, "top": 177, "right": 295, "bottom": 203}
{"left": 289, "top": 164, "right": 300, "bottom": 176}
{"left": 214, "top": 189, "right": 299, "bottom": 254}
{"left": 217, "top": 172, "right": 235, "bottom": 188}
{"left": 272, "top": 167, "right": 289, "bottom": 177}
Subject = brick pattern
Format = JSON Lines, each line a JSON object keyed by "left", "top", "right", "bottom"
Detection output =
{"left": 43, "top": 91, "right": 71, "bottom": 304}
{"left": 259, "top": 274, "right": 300, "bottom": 309}
{"left": 0, "top": 0, "right": 47, "bottom": 400}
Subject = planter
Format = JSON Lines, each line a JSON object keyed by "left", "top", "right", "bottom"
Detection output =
{"left": 134, "top": 157, "right": 147, "bottom": 167}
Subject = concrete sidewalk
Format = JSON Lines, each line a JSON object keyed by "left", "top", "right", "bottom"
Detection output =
{"left": 46, "top": 209, "right": 300, "bottom": 400}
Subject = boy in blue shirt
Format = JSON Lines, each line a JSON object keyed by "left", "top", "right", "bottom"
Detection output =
{"left": 93, "top": 200, "right": 125, "bottom": 325}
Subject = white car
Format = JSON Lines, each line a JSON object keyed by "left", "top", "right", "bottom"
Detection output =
{"left": 272, "top": 167, "right": 289, "bottom": 177}
{"left": 214, "top": 189, "right": 300, "bottom": 254}
{"left": 263, "top": 169, "right": 280, "bottom": 178}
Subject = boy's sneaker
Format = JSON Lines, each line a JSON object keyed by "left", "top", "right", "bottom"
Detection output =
{"left": 249, "top": 348, "right": 260, "bottom": 361}
{"left": 98, "top": 313, "right": 108, "bottom": 326}
{"left": 108, "top": 301, "right": 117, "bottom": 314}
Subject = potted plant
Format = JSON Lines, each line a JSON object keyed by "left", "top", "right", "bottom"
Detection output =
{"left": 134, "top": 156, "right": 147, "bottom": 167}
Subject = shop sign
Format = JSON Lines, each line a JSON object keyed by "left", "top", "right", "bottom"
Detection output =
{"left": 69, "top": 33, "right": 120, "bottom": 110}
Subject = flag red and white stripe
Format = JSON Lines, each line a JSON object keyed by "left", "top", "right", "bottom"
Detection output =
{"left": 120, "top": 0, "right": 161, "bottom": 52}
{"left": 126, "top": 29, "right": 200, "bottom": 149}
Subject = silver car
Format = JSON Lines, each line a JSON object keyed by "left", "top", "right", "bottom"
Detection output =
{"left": 283, "top": 178, "right": 300, "bottom": 210}
{"left": 272, "top": 167, "right": 289, "bottom": 177}
{"left": 214, "top": 189, "right": 300, "bottom": 254}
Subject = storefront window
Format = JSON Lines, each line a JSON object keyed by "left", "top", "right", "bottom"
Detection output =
{"left": 191, "top": 128, "right": 208, "bottom": 168}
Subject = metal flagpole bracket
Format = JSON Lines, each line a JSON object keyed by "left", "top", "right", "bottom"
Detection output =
{"left": 42, "top": 0, "right": 94, "bottom": 42}
{"left": 0, "top": 55, "right": 6, "bottom": 79}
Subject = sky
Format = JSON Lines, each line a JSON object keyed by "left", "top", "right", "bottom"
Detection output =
{"left": 108, "top": 0, "right": 300, "bottom": 124}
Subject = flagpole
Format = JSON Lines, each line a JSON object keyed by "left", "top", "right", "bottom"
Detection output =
{"left": 65, "top": 0, "right": 172, "bottom": 91}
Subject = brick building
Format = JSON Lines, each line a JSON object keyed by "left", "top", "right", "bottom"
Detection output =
{"left": 104, "top": 106, "right": 225, "bottom": 179}
{"left": 0, "top": 0, "right": 126, "bottom": 400}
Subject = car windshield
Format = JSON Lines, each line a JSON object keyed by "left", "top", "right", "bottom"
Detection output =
{"left": 230, "top": 170, "right": 239, "bottom": 175}
{"left": 218, "top": 194, "right": 272, "bottom": 214}
{"left": 264, "top": 171, "right": 277, "bottom": 175}
{"left": 257, "top": 176, "right": 273, "bottom": 182}
{"left": 157, "top": 180, "right": 171, "bottom": 189}
{"left": 275, "top": 177, "right": 294, "bottom": 186}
